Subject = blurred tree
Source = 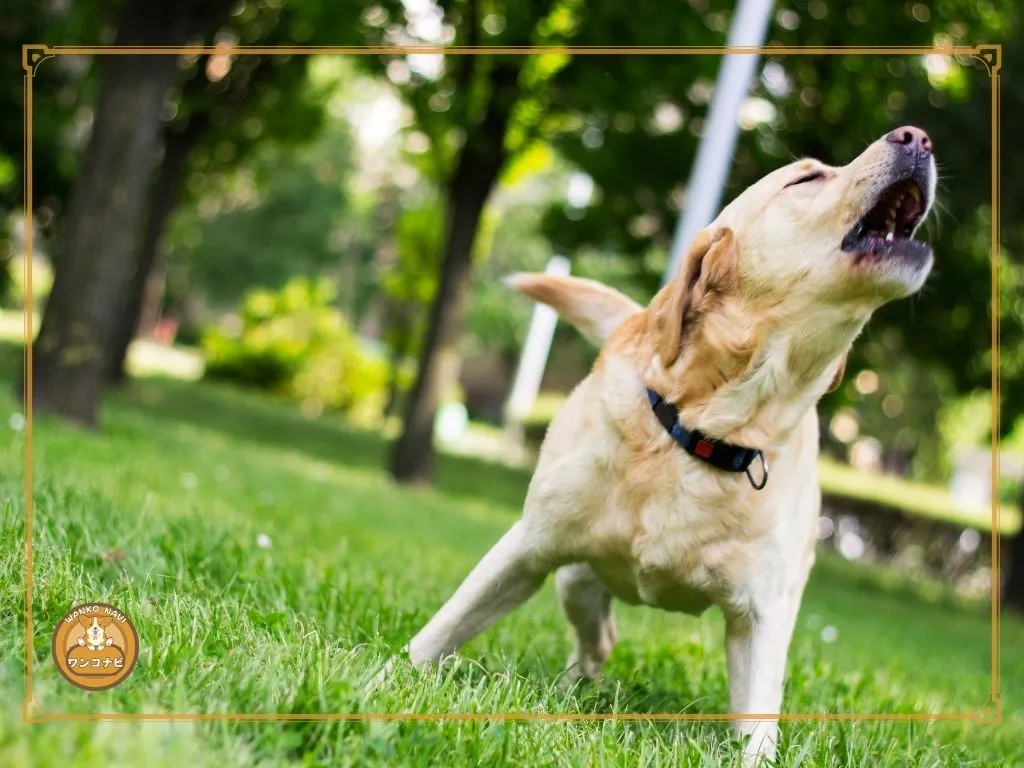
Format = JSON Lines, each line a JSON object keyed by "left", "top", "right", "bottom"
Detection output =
{"left": 106, "top": 1, "right": 361, "bottom": 384}
{"left": 1008, "top": 477, "right": 1024, "bottom": 612}
{"left": 378, "top": 197, "right": 445, "bottom": 417}
{"left": 169, "top": 115, "right": 357, "bottom": 312}
{"left": 537, "top": 2, "right": 741, "bottom": 277}
{"left": 357, "top": 0, "right": 576, "bottom": 483}
{"left": 0, "top": 1, "right": 109, "bottom": 302}
{"left": 464, "top": 202, "right": 552, "bottom": 360}
{"left": 27, "top": 0, "right": 234, "bottom": 424}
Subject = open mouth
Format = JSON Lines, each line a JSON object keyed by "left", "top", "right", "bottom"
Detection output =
{"left": 840, "top": 176, "right": 931, "bottom": 265}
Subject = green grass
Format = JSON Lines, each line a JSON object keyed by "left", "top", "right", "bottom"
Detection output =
{"left": 2, "top": 368, "right": 1024, "bottom": 766}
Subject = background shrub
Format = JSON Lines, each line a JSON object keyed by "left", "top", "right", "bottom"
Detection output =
{"left": 201, "top": 276, "right": 396, "bottom": 425}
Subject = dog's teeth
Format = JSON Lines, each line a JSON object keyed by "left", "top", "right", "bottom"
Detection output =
{"left": 885, "top": 232, "right": 894, "bottom": 242}
{"left": 909, "top": 186, "right": 921, "bottom": 202}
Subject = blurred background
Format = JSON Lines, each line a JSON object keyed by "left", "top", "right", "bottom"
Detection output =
{"left": 2, "top": 0, "right": 1023, "bottom": 611}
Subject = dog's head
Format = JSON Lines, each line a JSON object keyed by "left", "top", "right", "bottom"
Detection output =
{"left": 716, "top": 124, "right": 935, "bottom": 304}
{"left": 645, "top": 126, "right": 936, "bottom": 426}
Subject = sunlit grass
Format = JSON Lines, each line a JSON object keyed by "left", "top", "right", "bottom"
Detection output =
{"left": 2, "top": 370, "right": 1023, "bottom": 767}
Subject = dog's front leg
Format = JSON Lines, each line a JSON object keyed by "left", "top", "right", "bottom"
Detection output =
{"left": 725, "top": 591, "right": 802, "bottom": 766}
{"left": 407, "top": 520, "right": 552, "bottom": 668}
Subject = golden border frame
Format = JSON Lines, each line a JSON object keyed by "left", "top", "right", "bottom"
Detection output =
{"left": 20, "top": 43, "right": 1003, "bottom": 727}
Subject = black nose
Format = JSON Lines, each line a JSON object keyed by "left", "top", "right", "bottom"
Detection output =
{"left": 885, "top": 125, "right": 932, "bottom": 155}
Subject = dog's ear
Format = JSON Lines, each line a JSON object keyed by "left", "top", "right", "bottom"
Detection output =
{"left": 504, "top": 272, "right": 641, "bottom": 346}
{"left": 99, "top": 617, "right": 113, "bottom": 627}
{"left": 826, "top": 354, "right": 847, "bottom": 394}
{"left": 78, "top": 616, "right": 93, "bottom": 628}
{"left": 646, "top": 226, "right": 738, "bottom": 367}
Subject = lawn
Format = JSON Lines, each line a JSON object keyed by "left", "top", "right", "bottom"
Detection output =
{"left": 2, "top": 363, "right": 1024, "bottom": 766}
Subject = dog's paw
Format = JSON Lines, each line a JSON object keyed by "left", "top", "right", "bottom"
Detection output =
{"left": 736, "top": 723, "right": 778, "bottom": 768}
{"left": 556, "top": 673, "right": 586, "bottom": 696}
{"left": 557, "top": 657, "right": 600, "bottom": 695}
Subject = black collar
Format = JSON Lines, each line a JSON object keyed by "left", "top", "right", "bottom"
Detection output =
{"left": 645, "top": 388, "right": 769, "bottom": 490}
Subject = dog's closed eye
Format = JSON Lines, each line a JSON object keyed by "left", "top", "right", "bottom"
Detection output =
{"left": 784, "top": 170, "right": 826, "bottom": 188}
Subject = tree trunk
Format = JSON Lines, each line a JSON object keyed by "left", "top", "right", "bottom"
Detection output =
{"left": 387, "top": 65, "right": 521, "bottom": 484}
{"left": 386, "top": 167, "right": 494, "bottom": 483}
{"left": 26, "top": 0, "right": 229, "bottom": 424}
{"left": 107, "top": 47, "right": 285, "bottom": 385}
{"left": 383, "top": 333, "right": 407, "bottom": 420}
{"left": 1004, "top": 478, "right": 1024, "bottom": 612}
{"left": 136, "top": 263, "right": 167, "bottom": 340}
{"left": 105, "top": 117, "right": 206, "bottom": 385}
{"left": 382, "top": 304, "right": 414, "bottom": 420}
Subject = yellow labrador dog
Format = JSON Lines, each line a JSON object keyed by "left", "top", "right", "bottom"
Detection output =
{"left": 403, "top": 126, "right": 936, "bottom": 763}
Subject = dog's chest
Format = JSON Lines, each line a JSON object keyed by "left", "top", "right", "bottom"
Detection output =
{"left": 633, "top": 527, "right": 753, "bottom": 614}
{"left": 587, "top": 485, "right": 767, "bottom": 616}
{"left": 593, "top": 557, "right": 719, "bottom": 615}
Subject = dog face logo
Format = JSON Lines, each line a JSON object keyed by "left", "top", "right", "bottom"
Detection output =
{"left": 80, "top": 615, "right": 114, "bottom": 650}
{"left": 52, "top": 603, "right": 139, "bottom": 691}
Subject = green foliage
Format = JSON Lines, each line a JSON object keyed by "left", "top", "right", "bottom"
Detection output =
{"left": 4, "top": 255, "right": 53, "bottom": 310}
{"left": 169, "top": 2, "right": 341, "bottom": 199}
{"left": 0, "top": 2, "right": 110, "bottom": 295}
{"left": 170, "top": 116, "right": 360, "bottom": 309}
{"left": 536, "top": 1, "right": 737, "bottom": 264}
{"left": 464, "top": 201, "right": 554, "bottom": 358}
{"left": 356, "top": 0, "right": 581, "bottom": 184}
{"left": 0, "top": 2, "right": 109, "bottom": 215}
{"left": 1001, "top": 475, "right": 1021, "bottom": 505}
{"left": 376, "top": 198, "right": 445, "bottom": 367}
{"left": 382, "top": 200, "right": 446, "bottom": 306}
{"left": 201, "top": 277, "right": 391, "bottom": 424}
{"left": 823, "top": 333, "right": 961, "bottom": 483}
{"left": 158, "top": 6, "right": 370, "bottom": 323}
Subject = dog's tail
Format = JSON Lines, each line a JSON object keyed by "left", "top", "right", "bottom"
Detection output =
{"left": 503, "top": 272, "right": 642, "bottom": 346}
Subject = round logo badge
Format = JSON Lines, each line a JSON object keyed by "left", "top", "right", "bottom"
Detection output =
{"left": 52, "top": 603, "right": 139, "bottom": 691}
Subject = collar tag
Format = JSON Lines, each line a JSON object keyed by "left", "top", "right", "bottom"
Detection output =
{"left": 745, "top": 451, "right": 769, "bottom": 490}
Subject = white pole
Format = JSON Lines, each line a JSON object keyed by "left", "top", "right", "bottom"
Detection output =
{"left": 504, "top": 254, "right": 571, "bottom": 440}
{"left": 663, "top": 0, "right": 776, "bottom": 284}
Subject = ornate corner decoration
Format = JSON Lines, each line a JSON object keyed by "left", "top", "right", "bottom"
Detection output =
{"left": 953, "top": 45, "right": 1002, "bottom": 77}
{"left": 22, "top": 45, "right": 55, "bottom": 77}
